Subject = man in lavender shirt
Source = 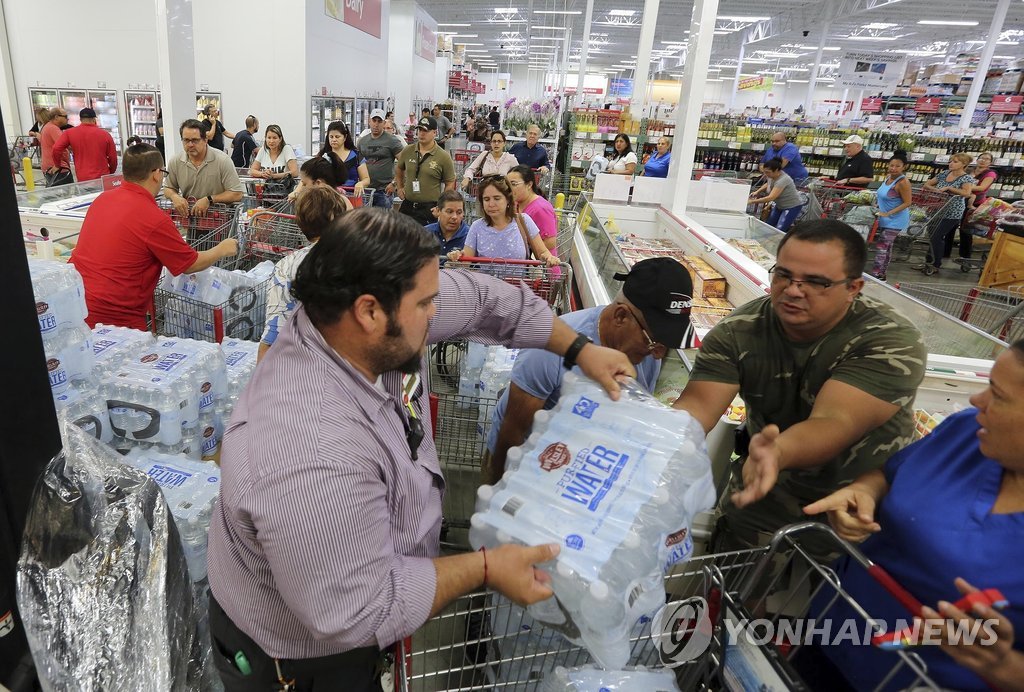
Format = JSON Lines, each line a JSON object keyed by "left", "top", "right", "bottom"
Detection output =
{"left": 207, "top": 208, "right": 635, "bottom": 689}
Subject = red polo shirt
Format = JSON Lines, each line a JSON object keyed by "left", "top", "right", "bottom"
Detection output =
{"left": 70, "top": 182, "right": 198, "bottom": 330}
{"left": 50, "top": 122, "right": 117, "bottom": 181}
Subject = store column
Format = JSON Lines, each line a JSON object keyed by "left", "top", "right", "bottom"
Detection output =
{"left": 663, "top": 0, "right": 720, "bottom": 214}
{"left": 728, "top": 40, "right": 746, "bottom": 112}
{"left": 630, "top": 0, "right": 660, "bottom": 115}
{"left": 575, "top": 0, "right": 596, "bottom": 96}
{"left": 960, "top": 0, "right": 1011, "bottom": 130}
{"left": 805, "top": 0, "right": 836, "bottom": 108}
{"left": 155, "top": 0, "right": 198, "bottom": 161}
{"left": 388, "top": 0, "right": 416, "bottom": 124}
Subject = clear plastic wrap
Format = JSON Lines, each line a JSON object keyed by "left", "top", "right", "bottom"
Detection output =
{"left": 541, "top": 664, "right": 681, "bottom": 691}
{"left": 16, "top": 423, "right": 207, "bottom": 690}
{"left": 470, "top": 373, "right": 715, "bottom": 669}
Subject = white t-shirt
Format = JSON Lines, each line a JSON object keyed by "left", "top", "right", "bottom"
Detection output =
{"left": 609, "top": 151, "right": 638, "bottom": 173}
{"left": 255, "top": 144, "right": 297, "bottom": 174}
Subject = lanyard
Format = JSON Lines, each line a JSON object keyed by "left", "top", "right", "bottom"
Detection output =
{"left": 414, "top": 149, "right": 433, "bottom": 175}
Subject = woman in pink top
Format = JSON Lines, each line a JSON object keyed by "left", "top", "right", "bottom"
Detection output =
{"left": 507, "top": 165, "right": 559, "bottom": 258}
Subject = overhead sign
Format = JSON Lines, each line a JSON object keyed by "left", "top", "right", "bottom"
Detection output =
{"left": 861, "top": 97, "right": 883, "bottom": 113}
{"left": 325, "top": 0, "right": 382, "bottom": 39}
{"left": 914, "top": 97, "right": 942, "bottom": 113}
{"left": 738, "top": 76, "right": 773, "bottom": 92}
{"left": 609, "top": 78, "right": 634, "bottom": 98}
{"left": 414, "top": 16, "right": 437, "bottom": 62}
{"left": 837, "top": 51, "right": 906, "bottom": 89}
{"left": 989, "top": 95, "right": 1024, "bottom": 115}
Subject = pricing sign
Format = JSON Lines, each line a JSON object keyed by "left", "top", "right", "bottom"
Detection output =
{"left": 990, "top": 95, "right": 1024, "bottom": 115}
{"left": 861, "top": 97, "right": 883, "bottom": 113}
{"left": 915, "top": 97, "right": 942, "bottom": 113}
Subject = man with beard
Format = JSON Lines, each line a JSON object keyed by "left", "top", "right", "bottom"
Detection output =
{"left": 206, "top": 208, "right": 635, "bottom": 690}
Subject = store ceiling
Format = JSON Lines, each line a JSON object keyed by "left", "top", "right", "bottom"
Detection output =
{"left": 417, "top": 0, "right": 1024, "bottom": 83}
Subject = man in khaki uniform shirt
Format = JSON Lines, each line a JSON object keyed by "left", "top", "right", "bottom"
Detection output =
{"left": 162, "top": 119, "right": 243, "bottom": 218}
{"left": 394, "top": 116, "right": 455, "bottom": 226}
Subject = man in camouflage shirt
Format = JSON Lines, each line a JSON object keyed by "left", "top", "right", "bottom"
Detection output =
{"left": 674, "top": 219, "right": 926, "bottom": 553}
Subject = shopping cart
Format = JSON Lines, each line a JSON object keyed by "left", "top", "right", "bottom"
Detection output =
{"left": 240, "top": 175, "right": 297, "bottom": 205}
{"left": 806, "top": 180, "right": 873, "bottom": 223}
{"left": 240, "top": 210, "right": 308, "bottom": 265}
{"left": 157, "top": 197, "right": 236, "bottom": 243}
{"left": 877, "top": 187, "right": 958, "bottom": 265}
{"left": 428, "top": 258, "right": 573, "bottom": 549}
{"left": 895, "top": 282, "right": 1024, "bottom": 342}
{"left": 9, "top": 136, "right": 40, "bottom": 167}
{"left": 396, "top": 522, "right": 939, "bottom": 691}
{"left": 955, "top": 218, "right": 998, "bottom": 274}
{"left": 339, "top": 185, "right": 375, "bottom": 208}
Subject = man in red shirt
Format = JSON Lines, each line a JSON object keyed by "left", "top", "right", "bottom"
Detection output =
{"left": 49, "top": 107, "right": 118, "bottom": 182}
{"left": 40, "top": 108, "right": 71, "bottom": 186}
{"left": 70, "top": 144, "right": 239, "bottom": 330}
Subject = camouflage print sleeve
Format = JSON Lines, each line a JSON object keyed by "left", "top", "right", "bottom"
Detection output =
{"left": 688, "top": 320, "right": 742, "bottom": 386}
{"left": 828, "top": 320, "right": 926, "bottom": 407}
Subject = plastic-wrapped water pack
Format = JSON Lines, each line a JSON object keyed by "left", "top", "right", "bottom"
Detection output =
{"left": 476, "top": 345, "right": 519, "bottom": 435}
{"left": 160, "top": 262, "right": 273, "bottom": 341}
{"left": 470, "top": 373, "right": 715, "bottom": 669}
{"left": 541, "top": 664, "right": 680, "bottom": 691}
{"left": 54, "top": 383, "right": 113, "bottom": 443}
{"left": 42, "top": 324, "right": 95, "bottom": 395}
{"left": 17, "top": 423, "right": 206, "bottom": 690}
{"left": 91, "top": 324, "right": 155, "bottom": 375}
{"left": 221, "top": 337, "right": 259, "bottom": 402}
{"left": 122, "top": 448, "right": 221, "bottom": 582}
{"left": 28, "top": 259, "right": 87, "bottom": 336}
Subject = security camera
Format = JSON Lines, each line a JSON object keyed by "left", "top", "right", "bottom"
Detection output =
{"left": 802, "top": 30, "right": 810, "bottom": 37}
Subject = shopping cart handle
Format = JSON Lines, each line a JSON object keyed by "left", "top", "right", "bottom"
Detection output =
{"left": 450, "top": 256, "right": 548, "bottom": 266}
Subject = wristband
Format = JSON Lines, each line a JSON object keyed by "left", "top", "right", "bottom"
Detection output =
{"left": 206, "top": 195, "right": 213, "bottom": 205}
{"left": 562, "top": 332, "right": 592, "bottom": 370}
{"left": 478, "top": 546, "right": 488, "bottom": 587}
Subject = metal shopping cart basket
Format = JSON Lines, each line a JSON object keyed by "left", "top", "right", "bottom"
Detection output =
{"left": 395, "top": 522, "right": 940, "bottom": 691}
{"left": 428, "top": 258, "right": 572, "bottom": 549}
{"left": 240, "top": 210, "right": 308, "bottom": 265}
{"left": 882, "top": 187, "right": 958, "bottom": 264}
{"left": 241, "top": 175, "right": 297, "bottom": 205}
{"left": 895, "top": 281, "right": 1024, "bottom": 342}
{"left": 157, "top": 197, "right": 236, "bottom": 243}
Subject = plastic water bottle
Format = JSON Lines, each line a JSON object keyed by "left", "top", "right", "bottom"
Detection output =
{"left": 92, "top": 324, "right": 155, "bottom": 376}
{"left": 42, "top": 324, "right": 95, "bottom": 395}
{"left": 221, "top": 338, "right": 259, "bottom": 401}
{"left": 541, "top": 664, "right": 681, "bottom": 692}
{"left": 28, "top": 259, "right": 87, "bottom": 336}
{"left": 53, "top": 383, "right": 113, "bottom": 443}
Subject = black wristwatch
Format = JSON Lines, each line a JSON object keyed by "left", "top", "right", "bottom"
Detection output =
{"left": 563, "top": 333, "right": 592, "bottom": 370}
{"left": 206, "top": 195, "right": 214, "bottom": 205}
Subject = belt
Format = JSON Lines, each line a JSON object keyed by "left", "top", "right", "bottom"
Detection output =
{"left": 403, "top": 200, "right": 435, "bottom": 209}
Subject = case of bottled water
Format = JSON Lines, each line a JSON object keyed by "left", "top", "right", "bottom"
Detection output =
{"left": 42, "top": 325, "right": 95, "bottom": 395}
{"left": 458, "top": 342, "right": 489, "bottom": 406}
{"left": 469, "top": 373, "right": 715, "bottom": 669}
{"left": 91, "top": 324, "right": 155, "bottom": 375}
{"left": 160, "top": 263, "right": 273, "bottom": 342}
{"left": 197, "top": 409, "right": 224, "bottom": 460}
{"left": 541, "top": 664, "right": 680, "bottom": 692}
{"left": 475, "top": 346, "right": 519, "bottom": 437}
{"left": 28, "top": 259, "right": 87, "bottom": 336}
{"left": 221, "top": 338, "right": 259, "bottom": 401}
{"left": 53, "top": 384, "right": 113, "bottom": 443}
{"left": 121, "top": 449, "right": 220, "bottom": 582}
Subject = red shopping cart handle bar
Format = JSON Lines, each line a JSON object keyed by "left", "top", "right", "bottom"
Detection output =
{"left": 450, "top": 256, "right": 548, "bottom": 266}
{"left": 871, "top": 587, "right": 1008, "bottom": 650}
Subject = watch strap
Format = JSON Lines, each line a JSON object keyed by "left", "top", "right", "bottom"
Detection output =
{"left": 562, "top": 333, "right": 592, "bottom": 370}
{"left": 206, "top": 195, "right": 214, "bottom": 204}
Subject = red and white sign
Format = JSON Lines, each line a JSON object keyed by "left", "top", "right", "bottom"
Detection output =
{"left": 915, "top": 97, "right": 942, "bottom": 113}
{"left": 101, "top": 173, "right": 124, "bottom": 191}
{"left": 414, "top": 15, "right": 436, "bottom": 63}
{"left": 325, "top": 0, "right": 382, "bottom": 39}
{"left": 990, "top": 95, "right": 1024, "bottom": 115}
{"left": 552, "top": 86, "right": 604, "bottom": 95}
{"left": 861, "top": 97, "right": 883, "bottom": 113}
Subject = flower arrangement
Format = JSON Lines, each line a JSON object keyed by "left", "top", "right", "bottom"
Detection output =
{"left": 502, "top": 96, "right": 561, "bottom": 136}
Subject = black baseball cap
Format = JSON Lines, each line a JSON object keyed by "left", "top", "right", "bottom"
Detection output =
{"left": 78, "top": 108, "right": 97, "bottom": 119}
{"left": 418, "top": 116, "right": 438, "bottom": 131}
{"left": 613, "top": 257, "right": 693, "bottom": 349}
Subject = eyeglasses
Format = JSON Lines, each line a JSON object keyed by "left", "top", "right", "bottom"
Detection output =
{"left": 507, "top": 180, "right": 525, "bottom": 187}
{"left": 153, "top": 168, "right": 169, "bottom": 175}
{"left": 626, "top": 308, "right": 667, "bottom": 357}
{"left": 769, "top": 265, "right": 856, "bottom": 293}
{"left": 182, "top": 137, "right": 203, "bottom": 145}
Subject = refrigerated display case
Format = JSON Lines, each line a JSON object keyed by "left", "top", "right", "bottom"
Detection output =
{"left": 59, "top": 90, "right": 89, "bottom": 127}
{"left": 125, "top": 91, "right": 161, "bottom": 144}
{"left": 17, "top": 180, "right": 105, "bottom": 260}
{"left": 196, "top": 92, "right": 222, "bottom": 121}
{"left": 354, "top": 97, "right": 386, "bottom": 137}
{"left": 28, "top": 88, "right": 58, "bottom": 116}
{"left": 310, "top": 96, "right": 354, "bottom": 153}
{"left": 89, "top": 90, "right": 122, "bottom": 152}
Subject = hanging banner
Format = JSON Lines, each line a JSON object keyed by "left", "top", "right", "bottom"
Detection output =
{"left": 915, "top": 97, "right": 942, "bottom": 113}
{"left": 738, "top": 76, "right": 774, "bottom": 92}
{"left": 325, "top": 0, "right": 382, "bottom": 39}
{"left": 837, "top": 51, "right": 907, "bottom": 89}
{"left": 990, "top": 95, "right": 1024, "bottom": 115}
{"left": 413, "top": 5, "right": 437, "bottom": 63}
{"left": 861, "top": 97, "right": 883, "bottom": 113}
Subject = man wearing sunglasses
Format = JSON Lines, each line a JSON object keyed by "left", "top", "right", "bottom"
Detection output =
{"left": 69, "top": 144, "right": 238, "bottom": 330}
{"left": 486, "top": 257, "right": 694, "bottom": 485}
{"left": 207, "top": 209, "right": 636, "bottom": 690}
{"left": 673, "top": 219, "right": 925, "bottom": 557}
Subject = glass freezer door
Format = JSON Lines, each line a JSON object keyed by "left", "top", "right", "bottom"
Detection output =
{"left": 28, "top": 89, "right": 58, "bottom": 115}
{"left": 88, "top": 90, "right": 121, "bottom": 152}
{"left": 58, "top": 90, "right": 88, "bottom": 127}
{"left": 196, "top": 92, "right": 222, "bottom": 121}
{"left": 124, "top": 91, "right": 160, "bottom": 144}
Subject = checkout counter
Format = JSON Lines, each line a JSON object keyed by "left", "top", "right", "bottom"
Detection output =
{"left": 569, "top": 181, "right": 1006, "bottom": 501}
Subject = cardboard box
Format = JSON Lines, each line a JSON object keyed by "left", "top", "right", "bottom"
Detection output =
{"left": 995, "top": 72, "right": 1024, "bottom": 94}
{"left": 908, "top": 85, "right": 928, "bottom": 97}
{"left": 930, "top": 73, "right": 961, "bottom": 85}
{"left": 680, "top": 255, "right": 727, "bottom": 298}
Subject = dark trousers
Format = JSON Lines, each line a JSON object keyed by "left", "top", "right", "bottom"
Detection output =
{"left": 399, "top": 199, "right": 437, "bottom": 226}
{"left": 371, "top": 189, "right": 394, "bottom": 209}
{"left": 209, "top": 595, "right": 380, "bottom": 691}
{"left": 928, "top": 218, "right": 961, "bottom": 268}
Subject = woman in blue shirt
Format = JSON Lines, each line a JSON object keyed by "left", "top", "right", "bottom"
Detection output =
{"left": 640, "top": 136, "right": 671, "bottom": 178}
{"left": 798, "top": 342, "right": 1024, "bottom": 691}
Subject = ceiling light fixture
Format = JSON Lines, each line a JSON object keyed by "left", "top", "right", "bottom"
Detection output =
{"left": 494, "top": 7, "right": 518, "bottom": 13}
{"left": 788, "top": 79, "right": 809, "bottom": 83}
{"left": 917, "top": 20, "right": 978, "bottom": 26}
{"left": 534, "top": 10, "right": 582, "bottom": 14}
{"left": 845, "top": 35, "right": 898, "bottom": 41}
{"left": 608, "top": 9, "right": 635, "bottom": 16}
{"left": 531, "top": 25, "right": 565, "bottom": 29}
{"left": 437, "top": 23, "right": 471, "bottom": 27}
{"left": 863, "top": 22, "right": 898, "bottom": 29}
{"left": 717, "top": 15, "right": 769, "bottom": 21}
